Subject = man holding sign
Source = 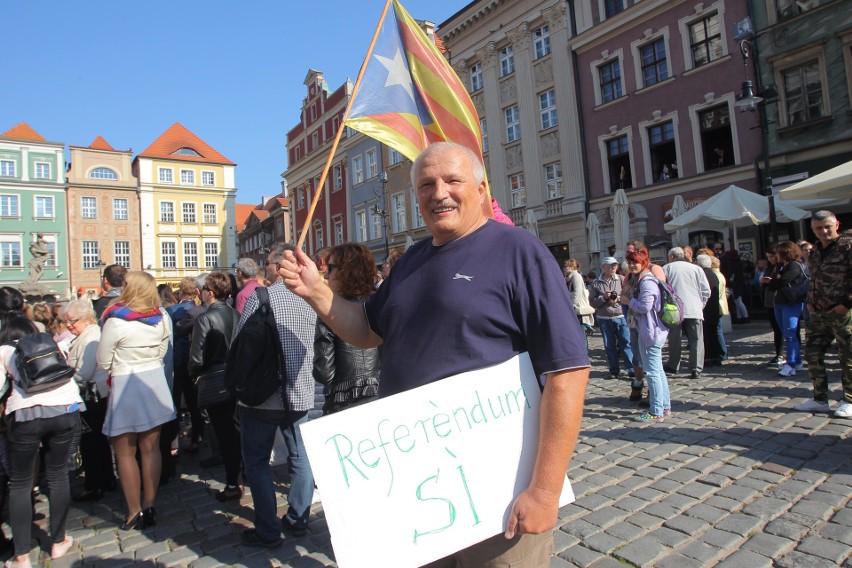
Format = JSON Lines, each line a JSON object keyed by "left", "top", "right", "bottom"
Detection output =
{"left": 280, "top": 142, "right": 589, "bottom": 566}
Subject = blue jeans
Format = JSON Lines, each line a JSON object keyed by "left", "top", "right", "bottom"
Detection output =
{"left": 240, "top": 407, "right": 314, "bottom": 541}
{"left": 775, "top": 303, "right": 804, "bottom": 366}
{"left": 637, "top": 335, "right": 670, "bottom": 417}
{"left": 599, "top": 317, "right": 634, "bottom": 376}
{"left": 716, "top": 319, "right": 728, "bottom": 360}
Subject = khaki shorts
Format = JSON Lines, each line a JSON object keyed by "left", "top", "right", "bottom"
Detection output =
{"left": 422, "top": 531, "right": 553, "bottom": 568}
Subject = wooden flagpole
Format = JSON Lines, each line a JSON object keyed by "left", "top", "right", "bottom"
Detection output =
{"left": 296, "top": 0, "right": 393, "bottom": 249}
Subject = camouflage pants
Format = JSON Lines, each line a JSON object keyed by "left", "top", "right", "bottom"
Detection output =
{"left": 805, "top": 309, "right": 852, "bottom": 403}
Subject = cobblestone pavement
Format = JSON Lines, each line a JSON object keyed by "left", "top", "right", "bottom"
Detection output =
{"left": 13, "top": 321, "right": 852, "bottom": 567}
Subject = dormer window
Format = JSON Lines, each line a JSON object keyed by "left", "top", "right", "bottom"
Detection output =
{"left": 172, "top": 147, "right": 202, "bottom": 157}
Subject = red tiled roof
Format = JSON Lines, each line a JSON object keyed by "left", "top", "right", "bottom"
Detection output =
{"left": 250, "top": 210, "right": 270, "bottom": 221}
{"left": 138, "top": 122, "right": 235, "bottom": 165}
{"left": 235, "top": 203, "right": 255, "bottom": 232}
{"left": 1, "top": 122, "right": 46, "bottom": 142}
{"left": 89, "top": 136, "right": 115, "bottom": 151}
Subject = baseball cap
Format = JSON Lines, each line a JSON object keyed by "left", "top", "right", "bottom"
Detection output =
{"left": 602, "top": 257, "right": 619, "bottom": 265}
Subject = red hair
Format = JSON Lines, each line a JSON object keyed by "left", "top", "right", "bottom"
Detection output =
{"left": 626, "top": 249, "right": 650, "bottom": 269}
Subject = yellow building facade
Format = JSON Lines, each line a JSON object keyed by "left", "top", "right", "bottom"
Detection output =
{"left": 135, "top": 123, "right": 237, "bottom": 284}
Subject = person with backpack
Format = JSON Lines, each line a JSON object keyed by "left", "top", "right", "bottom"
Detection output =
{"left": 234, "top": 242, "right": 317, "bottom": 548}
{"left": 663, "top": 247, "right": 711, "bottom": 380}
{"left": 0, "top": 317, "right": 82, "bottom": 566}
{"left": 767, "top": 241, "right": 808, "bottom": 377}
{"left": 620, "top": 250, "right": 670, "bottom": 422}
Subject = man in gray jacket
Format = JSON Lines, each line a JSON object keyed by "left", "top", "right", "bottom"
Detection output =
{"left": 589, "top": 257, "right": 634, "bottom": 381}
{"left": 663, "top": 247, "right": 711, "bottom": 379}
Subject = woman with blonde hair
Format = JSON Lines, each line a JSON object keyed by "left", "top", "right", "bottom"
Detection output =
{"left": 97, "top": 271, "right": 175, "bottom": 530}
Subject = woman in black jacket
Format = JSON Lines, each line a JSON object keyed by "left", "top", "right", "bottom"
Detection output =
{"left": 313, "top": 244, "right": 381, "bottom": 414}
{"left": 767, "top": 241, "right": 807, "bottom": 378}
{"left": 188, "top": 272, "right": 241, "bottom": 501}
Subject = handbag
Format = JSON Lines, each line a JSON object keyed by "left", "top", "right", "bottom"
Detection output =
{"left": 575, "top": 305, "right": 596, "bottom": 316}
{"left": 194, "top": 364, "right": 230, "bottom": 408}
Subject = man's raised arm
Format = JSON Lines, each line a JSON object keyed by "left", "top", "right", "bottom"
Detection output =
{"left": 279, "top": 248, "right": 382, "bottom": 349}
{"left": 504, "top": 366, "right": 588, "bottom": 538}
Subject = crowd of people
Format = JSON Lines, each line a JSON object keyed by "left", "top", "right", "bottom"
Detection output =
{"left": 561, "top": 208, "right": 851, "bottom": 424}
{"left": 0, "top": 141, "right": 847, "bottom": 567}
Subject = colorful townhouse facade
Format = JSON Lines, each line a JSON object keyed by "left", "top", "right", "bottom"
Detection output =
{"left": 0, "top": 123, "right": 70, "bottom": 297}
{"left": 135, "top": 123, "right": 237, "bottom": 284}
{"left": 66, "top": 136, "right": 140, "bottom": 295}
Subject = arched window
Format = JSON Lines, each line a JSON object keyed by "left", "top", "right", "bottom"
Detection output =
{"left": 173, "top": 147, "right": 201, "bottom": 157}
{"left": 89, "top": 167, "right": 118, "bottom": 180}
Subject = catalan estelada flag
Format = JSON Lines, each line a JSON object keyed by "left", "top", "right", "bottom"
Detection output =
{"left": 345, "top": 0, "right": 483, "bottom": 163}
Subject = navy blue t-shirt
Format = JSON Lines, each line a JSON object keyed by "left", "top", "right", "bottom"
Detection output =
{"left": 365, "top": 220, "right": 589, "bottom": 396}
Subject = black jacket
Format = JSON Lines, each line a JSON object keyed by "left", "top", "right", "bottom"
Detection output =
{"left": 188, "top": 301, "right": 239, "bottom": 378}
{"left": 768, "top": 261, "right": 804, "bottom": 305}
{"left": 313, "top": 319, "right": 381, "bottom": 414}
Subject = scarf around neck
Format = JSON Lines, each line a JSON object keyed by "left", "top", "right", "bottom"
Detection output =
{"left": 102, "top": 303, "right": 163, "bottom": 326}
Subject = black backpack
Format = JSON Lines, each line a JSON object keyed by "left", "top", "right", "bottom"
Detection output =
{"left": 14, "top": 332, "right": 75, "bottom": 393}
{"left": 224, "top": 287, "right": 285, "bottom": 406}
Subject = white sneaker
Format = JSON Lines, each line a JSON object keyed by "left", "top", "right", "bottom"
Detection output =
{"left": 778, "top": 364, "right": 796, "bottom": 377}
{"left": 834, "top": 401, "right": 852, "bottom": 418}
{"left": 794, "top": 398, "right": 830, "bottom": 412}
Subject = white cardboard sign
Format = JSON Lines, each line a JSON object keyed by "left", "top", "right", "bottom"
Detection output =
{"left": 300, "top": 353, "right": 575, "bottom": 568}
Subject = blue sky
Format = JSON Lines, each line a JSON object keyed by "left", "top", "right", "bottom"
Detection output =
{"left": 3, "top": 1, "right": 461, "bottom": 206}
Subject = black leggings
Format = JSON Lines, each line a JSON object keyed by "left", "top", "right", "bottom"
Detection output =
{"left": 7, "top": 411, "right": 79, "bottom": 556}
{"left": 206, "top": 399, "right": 241, "bottom": 486}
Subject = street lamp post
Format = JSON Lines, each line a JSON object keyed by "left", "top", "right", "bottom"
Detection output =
{"left": 374, "top": 171, "right": 390, "bottom": 260}
{"left": 734, "top": 32, "right": 780, "bottom": 243}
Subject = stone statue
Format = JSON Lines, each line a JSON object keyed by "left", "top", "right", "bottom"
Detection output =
{"left": 21, "top": 233, "right": 50, "bottom": 289}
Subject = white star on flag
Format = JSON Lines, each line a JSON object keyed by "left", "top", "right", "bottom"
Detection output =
{"left": 374, "top": 49, "right": 415, "bottom": 102}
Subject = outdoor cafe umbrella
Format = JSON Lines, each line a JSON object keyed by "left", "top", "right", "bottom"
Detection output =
{"left": 669, "top": 194, "right": 689, "bottom": 247}
{"left": 778, "top": 159, "right": 852, "bottom": 201}
{"left": 586, "top": 212, "right": 601, "bottom": 254}
{"left": 612, "top": 188, "right": 629, "bottom": 259}
{"left": 664, "top": 184, "right": 810, "bottom": 247}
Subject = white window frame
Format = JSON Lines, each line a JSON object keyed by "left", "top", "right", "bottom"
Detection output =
{"left": 182, "top": 202, "right": 197, "bottom": 224}
{"left": 314, "top": 222, "right": 324, "bottom": 250}
{"left": 161, "top": 240, "right": 177, "bottom": 268}
{"left": 470, "top": 62, "right": 483, "bottom": 91}
{"left": 203, "top": 203, "right": 217, "bottom": 224}
{"left": 0, "top": 160, "right": 15, "bottom": 177}
{"left": 356, "top": 209, "right": 368, "bottom": 243}
{"left": 389, "top": 149, "right": 403, "bottom": 165}
{"left": 499, "top": 45, "right": 515, "bottom": 77}
{"left": 687, "top": 94, "right": 741, "bottom": 174}
{"left": 312, "top": 131, "right": 319, "bottom": 149}
{"left": 201, "top": 171, "right": 215, "bottom": 186}
{"left": 0, "top": 194, "right": 19, "bottom": 218}
{"left": 0, "top": 236, "right": 22, "bottom": 267}
{"left": 366, "top": 148, "right": 378, "bottom": 179}
{"left": 372, "top": 209, "right": 383, "bottom": 241}
{"left": 34, "top": 162, "right": 51, "bottom": 180}
{"left": 34, "top": 195, "right": 54, "bottom": 219}
{"left": 639, "top": 113, "right": 681, "bottom": 185}
{"left": 297, "top": 188, "right": 305, "bottom": 209}
{"left": 391, "top": 193, "right": 407, "bottom": 233}
{"left": 333, "top": 217, "right": 343, "bottom": 245}
{"left": 505, "top": 106, "right": 520, "bottom": 143}
{"left": 180, "top": 169, "right": 195, "bottom": 185}
{"left": 539, "top": 90, "right": 558, "bottom": 130}
{"left": 773, "top": 44, "right": 830, "bottom": 128}
{"left": 158, "top": 167, "right": 173, "bottom": 184}
{"left": 534, "top": 25, "right": 551, "bottom": 59}
{"left": 204, "top": 241, "right": 219, "bottom": 268}
{"left": 545, "top": 163, "right": 563, "bottom": 200}
{"left": 183, "top": 241, "right": 199, "bottom": 268}
{"left": 592, "top": 50, "right": 625, "bottom": 106}
{"left": 353, "top": 155, "right": 364, "bottom": 184}
{"left": 679, "top": 2, "right": 728, "bottom": 72}
{"left": 82, "top": 240, "right": 100, "bottom": 269}
{"left": 114, "top": 241, "right": 131, "bottom": 267}
{"left": 597, "top": 127, "right": 636, "bottom": 193}
{"left": 42, "top": 234, "right": 57, "bottom": 268}
{"left": 89, "top": 167, "right": 117, "bottom": 180}
{"left": 632, "top": 30, "right": 671, "bottom": 89}
{"left": 160, "top": 201, "right": 175, "bottom": 223}
{"left": 113, "top": 198, "right": 128, "bottom": 220}
{"left": 333, "top": 164, "right": 343, "bottom": 190}
{"left": 81, "top": 196, "right": 97, "bottom": 219}
{"left": 412, "top": 192, "right": 425, "bottom": 228}
{"left": 509, "top": 173, "right": 526, "bottom": 208}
